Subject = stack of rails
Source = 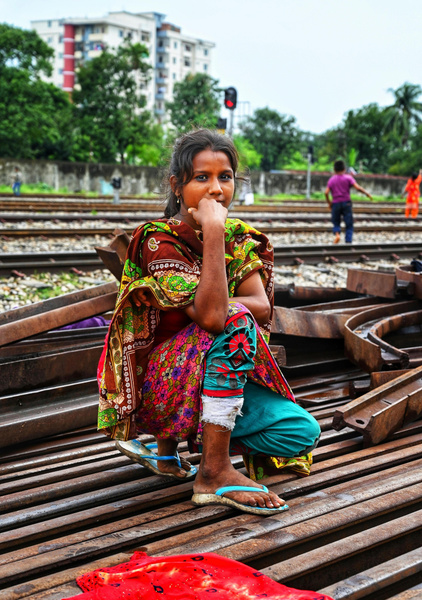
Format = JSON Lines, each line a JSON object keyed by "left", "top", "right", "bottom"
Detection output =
{"left": 0, "top": 274, "right": 421, "bottom": 600}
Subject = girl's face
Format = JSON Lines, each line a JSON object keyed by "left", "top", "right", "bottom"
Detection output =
{"left": 172, "top": 149, "right": 234, "bottom": 227}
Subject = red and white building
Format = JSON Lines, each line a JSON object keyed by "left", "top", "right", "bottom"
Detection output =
{"left": 31, "top": 11, "right": 215, "bottom": 121}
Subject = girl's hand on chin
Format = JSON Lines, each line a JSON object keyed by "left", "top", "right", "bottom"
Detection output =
{"left": 189, "top": 199, "right": 228, "bottom": 227}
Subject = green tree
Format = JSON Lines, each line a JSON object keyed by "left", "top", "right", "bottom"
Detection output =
{"left": 342, "top": 104, "right": 393, "bottom": 173}
{"left": 315, "top": 104, "right": 393, "bottom": 173}
{"left": 0, "top": 23, "right": 74, "bottom": 160}
{"left": 126, "top": 121, "right": 165, "bottom": 166}
{"left": 0, "top": 22, "right": 53, "bottom": 75}
{"left": 233, "top": 135, "right": 262, "bottom": 171}
{"left": 384, "top": 82, "right": 422, "bottom": 147}
{"left": 166, "top": 73, "right": 221, "bottom": 133}
{"left": 240, "top": 107, "right": 300, "bottom": 171}
{"left": 387, "top": 123, "right": 422, "bottom": 175}
{"left": 72, "top": 42, "right": 152, "bottom": 163}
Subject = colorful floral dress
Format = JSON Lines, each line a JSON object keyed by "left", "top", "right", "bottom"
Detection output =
{"left": 98, "top": 217, "right": 290, "bottom": 438}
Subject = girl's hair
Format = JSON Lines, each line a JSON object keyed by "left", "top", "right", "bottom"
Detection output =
{"left": 411, "top": 172, "right": 418, "bottom": 180}
{"left": 164, "top": 129, "right": 240, "bottom": 218}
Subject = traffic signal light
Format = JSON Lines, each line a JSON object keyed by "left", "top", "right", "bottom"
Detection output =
{"left": 308, "top": 145, "right": 315, "bottom": 164}
{"left": 217, "top": 117, "right": 227, "bottom": 132}
{"left": 224, "top": 87, "right": 237, "bottom": 110}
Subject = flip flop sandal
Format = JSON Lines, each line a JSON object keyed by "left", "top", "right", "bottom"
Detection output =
{"left": 116, "top": 439, "right": 197, "bottom": 480}
{"left": 191, "top": 485, "right": 289, "bottom": 516}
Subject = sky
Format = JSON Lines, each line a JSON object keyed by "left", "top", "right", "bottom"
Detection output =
{"left": 2, "top": 0, "right": 422, "bottom": 134}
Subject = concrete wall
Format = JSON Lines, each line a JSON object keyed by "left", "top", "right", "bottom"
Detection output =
{"left": 250, "top": 170, "right": 407, "bottom": 197}
{"left": 0, "top": 158, "right": 162, "bottom": 196}
{"left": 0, "top": 158, "right": 407, "bottom": 197}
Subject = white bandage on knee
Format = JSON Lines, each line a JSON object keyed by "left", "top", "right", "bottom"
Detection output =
{"left": 201, "top": 394, "right": 244, "bottom": 431}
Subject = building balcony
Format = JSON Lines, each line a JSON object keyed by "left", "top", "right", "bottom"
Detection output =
{"left": 156, "top": 92, "right": 165, "bottom": 100}
{"left": 74, "top": 50, "right": 82, "bottom": 59}
{"left": 156, "top": 76, "right": 167, "bottom": 83}
{"left": 74, "top": 34, "right": 82, "bottom": 42}
{"left": 157, "top": 46, "right": 168, "bottom": 53}
{"left": 155, "top": 107, "right": 165, "bottom": 115}
{"left": 156, "top": 61, "right": 168, "bottom": 70}
{"left": 89, "top": 32, "right": 105, "bottom": 41}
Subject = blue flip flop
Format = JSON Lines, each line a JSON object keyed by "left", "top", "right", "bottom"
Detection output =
{"left": 116, "top": 439, "right": 197, "bottom": 479}
{"left": 191, "top": 484, "right": 289, "bottom": 515}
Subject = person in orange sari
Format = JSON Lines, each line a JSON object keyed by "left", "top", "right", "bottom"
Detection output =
{"left": 402, "top": 169, "right": 422, "bottom": 218}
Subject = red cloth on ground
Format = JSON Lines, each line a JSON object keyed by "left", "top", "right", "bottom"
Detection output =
{"left": 62, "top": 552, "right": 333, "bottom": 600}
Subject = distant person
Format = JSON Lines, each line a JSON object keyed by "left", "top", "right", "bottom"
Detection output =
{"left": 325, "top": 159, "right": 373, "bottom": 243}
{"left": 12, "top": 167, "right": 22, "bottom": 196}
{"left": 402, "top": 169, "right": 422, "bottom": 219}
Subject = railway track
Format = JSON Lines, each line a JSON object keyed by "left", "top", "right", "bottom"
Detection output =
{"left": 0, "top": 278, "right": 421, "bottom": 599}
{"left": 0, "top": 211, "right": 414, "bottom": 222}
{"left": 0, "top": 198, "right": 405, "bottom": 214}
{"left": 2, "top": 223, "right": 422, "bottom": 238}
{"left": 1, "top": 242, "right": 422, "bottom": 276}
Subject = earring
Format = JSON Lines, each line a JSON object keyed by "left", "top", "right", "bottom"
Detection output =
{"left": 176, "top": 195, "right": 181, "bottom": 206}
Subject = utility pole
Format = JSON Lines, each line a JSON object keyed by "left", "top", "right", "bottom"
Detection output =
{"left": 228, "top": 110, "right": 234, "bottom": 137}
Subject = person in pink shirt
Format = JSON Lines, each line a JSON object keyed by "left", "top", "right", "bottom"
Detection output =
{"left": 325, "top": 160, "right": 373, "bottom": 243}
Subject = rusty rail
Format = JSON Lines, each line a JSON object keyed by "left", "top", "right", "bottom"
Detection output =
{"left": 0, "top": 277, "right": 421, "bottom": 599}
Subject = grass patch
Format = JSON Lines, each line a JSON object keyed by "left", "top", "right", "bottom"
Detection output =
{"left": 254, "top": 192, "right": 403, "bottom": 203}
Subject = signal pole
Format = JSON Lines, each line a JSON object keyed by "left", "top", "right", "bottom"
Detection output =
{"left": 228, "top": 110, "right": 234, "bottom": 137}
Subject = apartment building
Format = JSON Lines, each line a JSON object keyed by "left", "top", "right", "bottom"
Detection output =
{"left": 31, "top": 11, "right": 215, "bottom": 121}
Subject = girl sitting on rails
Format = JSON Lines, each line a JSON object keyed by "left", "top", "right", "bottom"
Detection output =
{"left": 97, "top": 129, "right": 320, "bottom": 516}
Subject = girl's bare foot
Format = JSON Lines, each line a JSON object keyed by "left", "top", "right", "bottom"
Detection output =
{"left": 155, "top": 438, "right": 194, "bottom": 478}
{"left": 193, "top": 463, "right": 285, "bottom": 509}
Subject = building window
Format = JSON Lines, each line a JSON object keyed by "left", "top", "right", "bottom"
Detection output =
{"left": 58, "top": 68, "right": 63, "bottom": 74}
{"left": 119, "top": 30, "right": 124, "bottom": 37}
{"left": 59, "top": 35, "right": 63, "bottom": 43}
{"left": 204, "top": 48, "right": 208, "bottom": 56}
{"left": 59, "top": 52, "right": 63, "bottom": 59}
{"left": 142, "top": 32, "right": 150, "bottom": 42}
{"left": 48, "top": 20, "right": 52, "bottom": 27}
{"left": 173, "top": 73, "right": 176, "bottom": 80}
{"left": 185, "top": 44, "right": 191, "bottom": 52}
{"left": 172, "top": 57, "right": 176, "bottom": 64}
{"left": 47, "top": 37, "right": 53, "bottom": 43}
{"left": 184, "top": 59, "right": 190, "bottom": 67}
{"left": 158, "top": 40, "right": 163, "bottom": 47}
{"left": 174, "top": 41, "right": 178, "bottom": 49}
{"left": 204, "top": 64, "right": 208, "bottom": 71}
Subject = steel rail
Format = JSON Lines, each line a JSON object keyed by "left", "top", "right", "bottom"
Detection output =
{"left": 0, "top": 211, "right": 412, "bottom": 222}
{"left": 0, "top": 199, "right": 404, "bottom": 214}
{"left": 3, "top": 223, "right": 422, "bottom": 237}
{"left": 1, "top": 286, "right": 422, "bottom": 598}
{"left": 1, "top": 243, "right": 422, "bottom": 276}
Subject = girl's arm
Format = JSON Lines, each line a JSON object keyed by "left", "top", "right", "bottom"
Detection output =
{"left": 233, "top": 271, "right": 271, "bottom": 326}
{"left": 183, "top": 199, "right": 229, "bottom": 334}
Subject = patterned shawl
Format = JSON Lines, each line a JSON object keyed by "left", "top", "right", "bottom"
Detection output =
{"left": 98, "top": 217, "right": 277, "bottom": 440}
